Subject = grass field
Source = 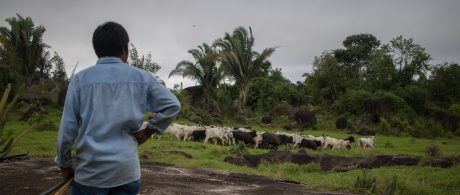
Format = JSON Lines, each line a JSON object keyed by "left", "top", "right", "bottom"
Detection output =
{"left": 4, "top": 110, "right": 460, "bottom": 194}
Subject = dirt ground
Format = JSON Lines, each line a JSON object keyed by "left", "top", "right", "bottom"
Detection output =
{"left": 0, "top": 157, "right": 354, "bottom": 195}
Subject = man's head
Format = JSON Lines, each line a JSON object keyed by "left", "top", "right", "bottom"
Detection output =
{"left": 92, "top": 22, "right": 129, "bottom": 62}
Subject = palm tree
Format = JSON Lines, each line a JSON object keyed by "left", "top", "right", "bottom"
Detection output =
{"left": 169, "top": 43, "right": 223, "bottom": 111}
{"left": 0, "top": 14, "right": 46, "bottom": 87}
{"left": 213, "top": 26, "right": 276, "bottom": 113}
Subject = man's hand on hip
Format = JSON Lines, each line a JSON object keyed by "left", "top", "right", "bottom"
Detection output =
{"left": 133, "top": 130, "right": 152, "bottom": 145}
{"left": 60, "top": 166, "right": 74, "bottom": 179}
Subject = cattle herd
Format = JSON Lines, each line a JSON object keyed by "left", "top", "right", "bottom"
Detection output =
{"left": 141, "top": 122, "right": 377, "bottom": 150}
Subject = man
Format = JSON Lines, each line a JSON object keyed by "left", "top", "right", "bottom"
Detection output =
{"left": 55, "top": 21, "right": 181, "bottom": 194}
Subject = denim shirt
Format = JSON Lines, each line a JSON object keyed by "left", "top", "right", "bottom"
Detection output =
{"left": 55, "top": 57, "right": 181, "bottom": 188}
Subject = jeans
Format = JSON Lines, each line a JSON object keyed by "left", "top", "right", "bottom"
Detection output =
{"left": 72, "top": 180, "right": 141, "bottom": 195}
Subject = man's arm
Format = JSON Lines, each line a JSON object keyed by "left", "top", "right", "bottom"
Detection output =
{"left": 54, "top": 77, "right": 80, "bottom": 174}
{"left": 134, "top": 78, "right": 180, "bottom": 144}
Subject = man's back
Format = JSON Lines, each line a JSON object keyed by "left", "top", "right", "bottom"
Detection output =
{"left": 56, "top": 57, "right": 180, "bottom": 188}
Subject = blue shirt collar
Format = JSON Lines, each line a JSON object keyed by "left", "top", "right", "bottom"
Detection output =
{"left": 96, "top": 57, "right": 124, "bottom": 65}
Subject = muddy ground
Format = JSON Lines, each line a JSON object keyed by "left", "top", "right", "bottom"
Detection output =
{"left": 0, "top": 157, "right": 354, "bottom": 195}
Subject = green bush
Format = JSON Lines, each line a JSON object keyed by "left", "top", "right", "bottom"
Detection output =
{"left": 425, "top": 144, "right": 443, "bottom": 159}
{"left": 410, "top": 118, "right": 446, "bottom": 138}
{"left": 333, "top": 89, "right": 372, "bottom": 114}
{"left": 379, "top": 117, "right": 394, "bottom": 135}
{"left": 394, "top": 85, "right": 429, "bottom": 114}
{"left": 371, "top": 90, "right": 413, "bottom": 116}
{"left": 188, "top": 109, "right": 214, "bottom": 126}
{"left": 448, "top": 103, "right": 460, "bottom": 115}
{"left": 389, "top": 116, "right": 412, "bottom": 135}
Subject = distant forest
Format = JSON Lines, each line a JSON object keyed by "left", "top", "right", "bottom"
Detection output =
{"left": 1, "top": 14, "right": 459, "bottom": 139}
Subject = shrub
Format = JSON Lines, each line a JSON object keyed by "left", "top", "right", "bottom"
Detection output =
{"left": 380, "top": 117, "right": 398, "bottom": 135}
{"left": 187, "top": 109, "right": 214, "bottom": 125}
{"left": 390, "top": 116, "right": 412, "bottom": 135}
{"left": 448, "top": 103, "right": 460, "bottom": 115}
{"left": 394, "top": 85, "right": 429, "bottom": 114}
{"left": 425, "top": 144, "right": 443, "bottom": 159}
{"left": 333, "top": 89, "right": 372, "bottom": 115}
{"left": 367, "top": 91, "right": 414, "bottom": 118}
{"left": 410, "top": 118, "right": 446, "bottom": 138}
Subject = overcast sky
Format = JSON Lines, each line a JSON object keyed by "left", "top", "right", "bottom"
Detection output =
{"left": 1, "top": 0, "right": 459, "bottom": 88}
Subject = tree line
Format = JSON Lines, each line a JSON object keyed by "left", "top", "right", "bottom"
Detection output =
{"left": 1, "top": 14, "right": 459, "bottom": 138}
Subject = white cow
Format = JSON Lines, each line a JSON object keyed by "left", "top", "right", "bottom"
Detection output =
{"left": 204, "top": 127, "right": 230, "bottom": 145}
{"left": 357, "top": 136, "right": 376, "bottom": 149}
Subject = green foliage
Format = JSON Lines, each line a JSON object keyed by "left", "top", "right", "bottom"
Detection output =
{"left": 365, "top": 48, "right": 396, "bottom": 90}
{"left": 382, "top": 175, "right": 398, "bottom": 195}
{"left": 247, "top": 68, "right": 304, "bottom": 112}
{"left": 129, "top": 43, "right": 161, "bottom": 74}
{"left": 214, "top": 26, "right": 276, "bottom": 113}
{"left": 393, "top": 84, "right": 429, "bottom": 113}
{"left": 354, "top": 170, "right": 377, "bottom": 193}
{"left": 370, "top": 90, "right": 413, "bottom": 116}
{"left": 215, "top": 85, "right": 235, "bottom": 118}
{"left": 0, "top": 83, "right": 33, "bottom": 158}
{"left": 389, "top": 116, "right": 412, "bottom": 135}
{"left": 187, "top": 109, "right": 217, "bottom": 126}
{"left": 301, "top": 34, "right": 456, "bottom": 140}
{"left": 428, "top": 63, "right": 460, "bottom": 107}
{"left": 51, "top": 52, "right": 67, "bottom": 83}
{"left": 379, "top": 117, "right": 397, "bottom": 136}
{"left": 425, "top": 144, "right": 443, "bottom": 159}
{"left": 33, "top": 116, "right": 58, "bottom": 131}
{"left": 409, "top": 118, "right": 446, "bottom": 138}
{"left": 375, "top": 91, "right": 408, "bottom": 111}
{"left": 0, "top": 14, "right": 47, "bottom": 87}
{"left": 169, "top": 43, "right": 223, "bottom": 112}
{"left": 333, "top": 89, "right": 372, "bottom": 114}
{"left": 306, "top": 53, "right": 344, "bottom": 103}
{"left": 228, "top": 142, "right": 248, "bottom": 156}
{"left": 449, "top": 104, "right": 460, "bottom": 115}
{"left": 388, "top": 35, "right": 431, "bottom": 86}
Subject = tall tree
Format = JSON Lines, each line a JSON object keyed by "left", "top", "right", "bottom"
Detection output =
{"left": 169, "top": 43, "right": 223, "bottom": 111}
{"left": 428, "top": 63, "right": 460, "bottom": 106}
{"left": 333, "top": 33, "right": 380, "bottom": 87}
{"left": 50, "top": 52, "right": 68, "bottom": 107}
{"left": 365, "top": 47, "right": 396, "bottom": 90}
{"left": 38, "top": 50, "right": 53, "bottom": 82}
{"left": 305, "top": 52, "right": 345, "bottom": 103}
{"left": 51, "top": 52, "right": 67, "bottom": 83}
{"left": 0, "top": 14, "right": 47, "bottom": 87}
{"left": 388, "top": 36, "right": 431, "bottom": 86}
{"left": 129, "top": 43, "right": 161, "bottom": 74}
{"left": 213, "top": 26, "right": 276, "bottom": 113}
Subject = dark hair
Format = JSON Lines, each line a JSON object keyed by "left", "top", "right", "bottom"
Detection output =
{"left": 92, "top": 22, "right": 129, "bottom": 58}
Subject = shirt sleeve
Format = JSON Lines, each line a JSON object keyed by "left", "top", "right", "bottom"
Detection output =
{"left": 54, "top": 77, "right": 81, "bottom": 168}
{"left": 146, "top": 78, "right": 181, "bottom": 134}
